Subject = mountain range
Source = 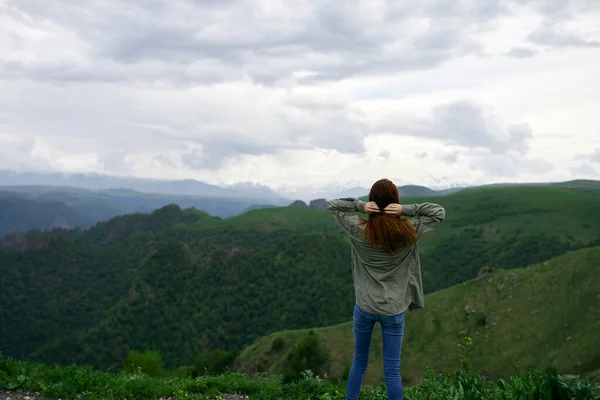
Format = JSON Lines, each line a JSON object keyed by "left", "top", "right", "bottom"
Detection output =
{"left": 0, "top": 170, "right": 283, "bottom": 199}
{"left": 0, "top": 185, "right": 289, "bottom": 238}
{"left": 0, "top": 170, "right": 459, "bottom": 238}
{"left": 4, "top": 169, "right": 598, "bottom": 240}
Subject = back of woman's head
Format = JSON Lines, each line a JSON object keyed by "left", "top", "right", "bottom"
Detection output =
{"left": 362, "top": 179, "right": 417, "bottom": 254}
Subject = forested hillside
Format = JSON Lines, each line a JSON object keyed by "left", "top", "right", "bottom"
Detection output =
{"left": 0, "top": 185, "right": 599, "bottom": 373}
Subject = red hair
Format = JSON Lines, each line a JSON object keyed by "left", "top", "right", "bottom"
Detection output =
{"left": 361, "top": 179, "right": 417, "bottom": 254}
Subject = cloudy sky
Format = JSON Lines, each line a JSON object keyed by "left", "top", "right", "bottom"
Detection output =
{"left": 1, "top": 0, "right": 599, "bottom": 195}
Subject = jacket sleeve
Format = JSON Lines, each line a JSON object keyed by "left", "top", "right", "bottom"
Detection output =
{"left": 327, "top": 198, "right": 366, "bottom": 235}
{"left": 401, "top": 203, "right": 445, "bottom": 237}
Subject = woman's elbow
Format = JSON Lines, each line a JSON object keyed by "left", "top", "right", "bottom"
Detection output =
{"left": 326, "top": 200, "right": 334, "bottom": 211}
{"left": 436, "top": 206, "right": 446, "bottom": 222}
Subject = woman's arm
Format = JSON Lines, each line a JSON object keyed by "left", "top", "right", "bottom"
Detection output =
{"left": 327, "top": 198, "right": 368, "bottom": 235}
{"left": 401, "top": 203, "right": 446, "bottom": 236}
{"left": 327, "top": 198, "right": 367, "bottom": 213}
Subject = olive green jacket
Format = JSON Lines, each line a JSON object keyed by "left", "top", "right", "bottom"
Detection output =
{"left": 327, "top": 198, "right": 445, "bottom": 315}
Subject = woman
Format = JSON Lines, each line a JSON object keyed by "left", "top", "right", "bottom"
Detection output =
{"left": 327, "top": 178, "right": 445, "bottom": 400}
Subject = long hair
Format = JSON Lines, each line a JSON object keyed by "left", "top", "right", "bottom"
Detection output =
{"left": 361, "top": 179, "right": 418, "bottom": 254}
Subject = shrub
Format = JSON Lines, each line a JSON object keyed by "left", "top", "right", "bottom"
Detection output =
{"left": 475, "top": 312, "right": 487, "bottom": 327}
{"left": 282, "top": 330, "right": 327, "bottom": 383}
{"left": 271, "top": 336, "right": 286, "bottom": 351}
{"left": 192, "top": 349, "right": 238, "bottom": 377}
{"left": 122, "top": 349, "right": 165, "bottom": 377}
{"left": 170, "top": 365, "right": 193, "bottom": 378}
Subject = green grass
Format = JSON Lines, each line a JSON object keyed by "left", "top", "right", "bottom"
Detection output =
{"left": 1, "top": 355, "right": 599, "bottom": 400}
{"left": 236, "top": 246, "right": 600, "bottom": 387}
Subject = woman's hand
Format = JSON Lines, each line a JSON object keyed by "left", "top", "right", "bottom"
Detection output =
{"left": 364, "top": 202, "right": 380, "bottom": 214}
{"left": 383, "top": 203, "right": 403, "bottom": 215}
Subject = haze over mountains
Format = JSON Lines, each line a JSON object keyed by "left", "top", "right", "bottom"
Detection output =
{"left": 2, "top": 169, "right": 599, "bottom": 239}
{"left": 0, "top": 169, "right": 465, "bottom": 201}
{"left": 0, "top": 170, "right": 283, "bottom": 199}
{"left": 0, "top": 170, "right": 288, "bottom": 236}
{"left": 0, "top": 170, "right": 457, "bottom": 238}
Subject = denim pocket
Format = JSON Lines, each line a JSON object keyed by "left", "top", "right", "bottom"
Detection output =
{"left": 387, "top": 313, "right": 405, "bottom": 329}
{"left": 355, "top": 305, "right": 378, "bottom": 321}
{"left": 394, "top": 313, "right": 404, "bottom": 324}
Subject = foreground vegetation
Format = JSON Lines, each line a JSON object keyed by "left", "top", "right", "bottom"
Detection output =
{"left": 1, "top": 352, "right": 599, "bottom": 400}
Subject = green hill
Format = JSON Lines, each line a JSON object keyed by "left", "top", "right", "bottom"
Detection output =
{"left": 235, "top": 246, "right": 600, "bottom": 386}
{"left": 0, "top": 185, "right": 599, "bottom": 374}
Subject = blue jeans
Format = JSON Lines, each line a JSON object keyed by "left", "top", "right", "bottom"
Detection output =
{"left": 346, "top": 304, "right": 405, "bottom": 400}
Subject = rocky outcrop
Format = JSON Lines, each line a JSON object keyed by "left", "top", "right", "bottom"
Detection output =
{"left": 289, "top": 200, "right": 308, "bottom": 207}
{"left": 288, "top": 199, "right": 328, "bottom": 210}
{"left": 309, "top": 198, "right": 328, "bottom": 210}
{"left": 474, "top": 266, "right": 495, "bottom": 281}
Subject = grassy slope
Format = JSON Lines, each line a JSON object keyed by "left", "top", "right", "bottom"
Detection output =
{"left": 380, "top": 185, "right": 600, "bottom": 249}
{"left": 235, "top": 246, "right": 600, "bottom": 386}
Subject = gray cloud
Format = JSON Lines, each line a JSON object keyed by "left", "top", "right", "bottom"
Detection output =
{"left": 180, "top": 134, "right": 275, "bottom": 170}
{"left": 0, "top": 75, "right": 370, "bottom": 170}
{"left": 505, "top": 47, "right": 538, "bottom": 58}
{"left": 442, "top": 152, "right": 459, "bottom": 164}
{"left": 378, "top": 101, "right": 533, "bottom": 154}
{"left": 577, "top": 149, "right": 600, "bottom": 164}
{"left": 570, "top": 162, "right": 599, "bottom": 177}
{"left": 0, "top": 0, "right": 515, "bottom": 85}
{"left": 3, "top": 0, "right": 598, "bottom": 86}
{"left": 518, "top": 0, "right": 600, "bottom": 17}
{"left": 0, "top": 0, "right": 596, "bottom": 179}
{"left": 528, "top": 21, "right": 600, "bottom": 48}
{"left": 469, "top": 152, "right": 552, "bottom": 178}
{"left": 432, "top": 102, "right": 532, "bottom": 154}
